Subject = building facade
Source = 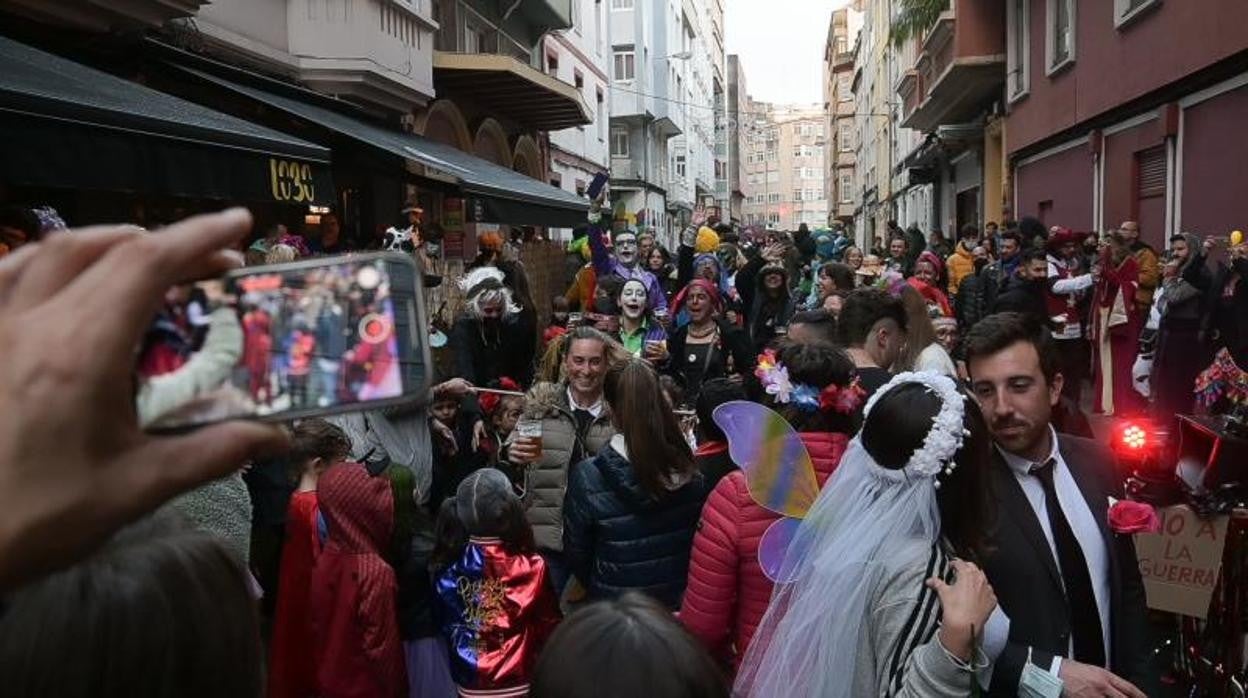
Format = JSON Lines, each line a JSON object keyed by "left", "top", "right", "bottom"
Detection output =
{"left": 607, "top": 0, "right": 685, "bottom": 248}
{"left": 742, "top": 103, "right": 828, "bottom": 231}
{"left": 726, "top": 54, "right": 751, "bottom": 224}
{"left": 665, "top": 0, "right": 721, "bottom": 230}
{"left": 1006, "top": 0, "right": 1248, "bottom": 249}
{"left": 544, "top": 0, "right": 613, "bottom": 239}
{"left": 823, "top": 7, "right": 862, "bottom": 229}
{"left": 851, "top": 0, "right": 894, "bottom": 249}
{"left": 895, "top": 0, "right": 1007, "bottom": 238}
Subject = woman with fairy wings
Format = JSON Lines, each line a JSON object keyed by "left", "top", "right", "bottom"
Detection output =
{"left": 731, "top": 371, "right": 1005, "bottom": 698}
{"left": 680, "top": 344, "right": 862, "bottom": 671}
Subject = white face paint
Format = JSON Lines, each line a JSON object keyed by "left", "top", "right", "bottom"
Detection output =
{"left": 615, "top": 233, "right": 639, "bottom": 266}
{"left": 619, "top": 281, "right": 648, "bottom": 320}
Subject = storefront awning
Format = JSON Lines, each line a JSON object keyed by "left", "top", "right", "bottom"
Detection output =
{"left": 0, "top": 36, "right": 333, "bottom": 205}
{"left": 174, "top": 65, "right": 590, "bottom": 228}
{"left": 432, "top": 52, "right": 590, "bottom": 131}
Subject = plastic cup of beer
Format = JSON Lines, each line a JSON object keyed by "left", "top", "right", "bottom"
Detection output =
{"left": 516, "top": 417, "right": 543, "bottom": 459}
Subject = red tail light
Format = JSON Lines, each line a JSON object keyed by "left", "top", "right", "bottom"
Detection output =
{"left": 1120, "top": 422, "right": 1149, "bottom": 451}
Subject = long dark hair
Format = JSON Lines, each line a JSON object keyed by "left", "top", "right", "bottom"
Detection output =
{"left": 603, "top": 360, "right": 696, "bottom": 498}
{"left": 860, "top": 382, "right": 995, "bottom": 561}
{"left": 430, "top": 497, "right": 467, "bottom": 571}
{"left": 0, "top": 514, "right": 262, "bottom": 698}
{"left": 530, "top": 592, "right": 728, "bottom": 698}
{"left": 767, "top": 343, "right": 860, "bottom": 434}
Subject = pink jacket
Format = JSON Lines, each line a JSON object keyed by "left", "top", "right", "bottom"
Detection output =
{"left": 680, "top": 431, "right": 848, "bottom": 670}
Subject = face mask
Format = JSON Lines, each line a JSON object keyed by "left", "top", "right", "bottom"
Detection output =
{"left": 1018, "top": 653, "right": 1063, "bottom": 698}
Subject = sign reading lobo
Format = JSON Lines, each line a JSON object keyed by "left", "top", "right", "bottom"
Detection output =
{"left": 1135, "top": 505, "right": 1229, "bottom": 618}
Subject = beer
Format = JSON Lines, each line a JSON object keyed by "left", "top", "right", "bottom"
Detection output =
{"left": 516, "top": 417, "right": 543, "bottom": 459}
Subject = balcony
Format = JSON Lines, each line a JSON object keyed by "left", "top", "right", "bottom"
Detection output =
{"left": 433, "top": 51, "right": 589, "bottom": 130}
{"left": 900, "top": 0, "right": 1006, "bottom": 133}
{"left": 0, "top": 0, "right": 209, "bottom": 31}
{"left": 291, "top": 0, "right": 438, "bottom": 112}
{"left": 194, "top": 0, "right": 437, "bottom": 114}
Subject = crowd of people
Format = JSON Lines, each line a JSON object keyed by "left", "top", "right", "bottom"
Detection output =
{"left": 0, "top": 200, "right": 1246, "bottom": 698}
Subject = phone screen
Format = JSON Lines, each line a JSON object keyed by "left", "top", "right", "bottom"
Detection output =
{"left": 138, "top": 253, "right": 429, "bottom": 430}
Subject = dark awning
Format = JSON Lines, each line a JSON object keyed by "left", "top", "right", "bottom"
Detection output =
{"left": 173, "top": 65, "right": 590, "bottom": 228}
{"left": 0, "top": 36, "right": 333, "bottom": 205}
{"left": 432, "top": 52, "right": 590, "bottom": 131}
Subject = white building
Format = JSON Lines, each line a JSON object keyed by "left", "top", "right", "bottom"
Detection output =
{"left": 607, "top": 0, "right": 694, "bottom": 248}
{"left": 667, "top": 0, "right": 719, "bottom": 229}
{"left": 544, "top": 0, "right": 613, "bottom": 239}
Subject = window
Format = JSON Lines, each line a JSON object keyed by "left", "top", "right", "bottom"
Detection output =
{"left": 838, "top": 73, "right": 852, "bottom": 101}
{"left": 546, "top": 51, "right": 559, "bottom": 75}
{"left": 805, "top": 188, "right": 819, "bottom": 201}
{"left": 840, "top": 174, "right": 854, "bottom": 203}
{"left": 1007, "top": 0, "right": 1031, "bottom": 101}
{"left": 611, "top": 0, "right": 633, "bottom": 8}
{"left": 571, "top": 0, "right": 581, "bottom": 32}
{"left": 800, "top": 124, "right": 813, "bottom": 136}
{"left": 1115, "top": 0, "right": 1160, "bottom": 28}
{"left": 574, "top": 71, "right": 584, "bottom": 90}
{"left": 613, "top": 47, "right": 635, "bottom": 81}
{"left": 793, "top": 190, "right": 803, "bottom": 202}
{"left": 1135, "top": 146, "right": 1166, "bottom": 199}
{"left": 465, "top": 19, "right": 490, "bottom": 53}
{"left": 576, "top": 179, "right": 587, "bottom": 196}
{"left": 611, "top": 129, "right": 629, "bottom": 157}
{"left": 1046, "top": 0, "right": 1075, "bottom": 74}
{"left": 768, "top": 193, "right": 781, "bottom": 203}
{"left": 675, "top": 154, "right": 687, "bottom": 179}
{"left": 768, "top": 212, "right": 780, "bottom": 224}
{"left": 550, "top": 173, "right": 562, "bottom": 189}
{"left": 596, "top": 89, "right": 606, "bottom": 140}
{"left": 838, "top": 121, "right": 853, "bottom": 152}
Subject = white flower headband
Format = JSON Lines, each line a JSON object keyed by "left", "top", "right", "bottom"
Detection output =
{"left": 862, "top": 371, "right": 968, "bottom": 483}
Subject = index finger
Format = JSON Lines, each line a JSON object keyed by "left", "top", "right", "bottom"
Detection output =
{"left": 63, "top": 208, "right": 252, "bottom": 355}
{"left": 1108, "top": 674, "right": 1146, "bottom": 698}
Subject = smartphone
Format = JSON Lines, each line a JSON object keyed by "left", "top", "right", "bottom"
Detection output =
{"left": 587, "top": 172, "right": 609, "bottom": 200}
{"left": 139, "top": 252, "right": 431, "bottom": 431}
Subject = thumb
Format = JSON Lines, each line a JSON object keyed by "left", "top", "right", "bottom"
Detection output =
{"left": 118, "top": 422, "right": 289, "bottom": 516}
{"left": 925, "top": 576, "right": 951, "bottom": 598}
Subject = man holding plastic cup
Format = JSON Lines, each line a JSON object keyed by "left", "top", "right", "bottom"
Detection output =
{"left": 503, "top": 327, "right": 624, "bottom": 596}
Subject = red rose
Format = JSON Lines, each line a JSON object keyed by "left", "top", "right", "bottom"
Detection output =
{"left": 1108, "top": 500, "right": 1161, "bottom": 534}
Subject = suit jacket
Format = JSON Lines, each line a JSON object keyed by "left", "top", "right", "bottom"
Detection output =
{"left": 982, "top": 434, "right": 1157, "bottom": 697}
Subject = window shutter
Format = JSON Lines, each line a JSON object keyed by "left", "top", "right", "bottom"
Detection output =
{"left": 1137, "top": 147, "right": 1166, "bottom": 198}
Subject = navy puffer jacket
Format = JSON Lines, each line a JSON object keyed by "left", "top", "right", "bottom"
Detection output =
{"left": 562, "top": 442, "right": 708, "bottom": 610}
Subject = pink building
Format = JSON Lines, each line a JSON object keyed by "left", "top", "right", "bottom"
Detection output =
{"left": 1006, "top": 0, "right": 1248, "bottom": 249}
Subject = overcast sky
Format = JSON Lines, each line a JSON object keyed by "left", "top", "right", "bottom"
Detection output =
{"left": 724, "top": 0, "right": 852, "bottom": 106}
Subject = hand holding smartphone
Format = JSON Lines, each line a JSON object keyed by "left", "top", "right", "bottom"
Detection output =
{"left": 139, "top": 252, "right": 431, "bottom": 431}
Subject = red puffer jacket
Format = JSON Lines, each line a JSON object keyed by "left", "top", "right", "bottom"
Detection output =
{"left": 679, "top": 431, "right": 848, "bottom": 670}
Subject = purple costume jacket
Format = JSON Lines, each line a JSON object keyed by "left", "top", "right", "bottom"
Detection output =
{"left": 588, "top": 223, "right": 669, "bottom": 311}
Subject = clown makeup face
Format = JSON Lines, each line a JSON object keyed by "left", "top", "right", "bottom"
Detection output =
{"left": 615, "top": 232, "right": 639, "bottom": 267}
{"left": 934, "top": 323, "right": 958, "bottom": 353}
{"left": 684, "top": 286, "right": 715, "bottom": 324}
{"left": 914, "top": 260, "right": 938, "bottom": 285}
{"left": 618, "top": 280, "right": 649, "bottom": 320}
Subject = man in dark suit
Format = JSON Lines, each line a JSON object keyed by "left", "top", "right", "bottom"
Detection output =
{"left": 964, "top": 313, "right": 1156, "bottom": 698}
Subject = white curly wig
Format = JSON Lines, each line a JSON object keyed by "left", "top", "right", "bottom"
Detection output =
{"left": 459, "top": 266, "right": 520, "bottom": 318}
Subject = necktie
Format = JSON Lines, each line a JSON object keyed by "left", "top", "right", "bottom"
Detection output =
{"left": 1031, "top": 459, "right": 1106, "bottom": 667}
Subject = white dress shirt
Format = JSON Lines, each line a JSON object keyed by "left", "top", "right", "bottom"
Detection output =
{"left": 566, "top": 387, "right": 605, "bottom": 418}
{"left": 997, "top": 426, "right": 1111, "bottom": 675}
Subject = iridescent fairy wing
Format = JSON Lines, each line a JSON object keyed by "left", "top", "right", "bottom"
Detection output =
{"left": 712, "top": 400, "right": 819, "bottom": 519}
